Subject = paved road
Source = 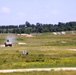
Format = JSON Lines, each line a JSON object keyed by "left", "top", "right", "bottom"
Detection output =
{"left": 0, "top": 68, "right": 76, "bottom": 73}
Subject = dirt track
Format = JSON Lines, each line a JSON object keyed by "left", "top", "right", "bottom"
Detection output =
{"left": 0, "top": 68, "right": 76, "bottom": 73}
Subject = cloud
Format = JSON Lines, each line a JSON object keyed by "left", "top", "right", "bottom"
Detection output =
{"left": 45, "top": 5, "right": 51, "bottom": 9}
{"left": 17, "top": 12, "right": 25, "bottom": 17}
{"left": 0, "top": 6, "right": 10, "bottom": 14}
{"left": 51, "top": 10, "right": 60, "bottom": 15}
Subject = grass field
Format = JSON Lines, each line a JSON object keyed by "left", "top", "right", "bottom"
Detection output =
{"left": 0, "top": 31, "right": 76, "bottom": 69}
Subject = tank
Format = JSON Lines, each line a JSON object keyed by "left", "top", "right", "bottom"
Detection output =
{"left": 5, "top": 40, "right": 12, "bottom": 47}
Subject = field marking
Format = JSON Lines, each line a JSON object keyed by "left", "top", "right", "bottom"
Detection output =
{"left": 0, "top": 68, "right": 76, "bottom": 73}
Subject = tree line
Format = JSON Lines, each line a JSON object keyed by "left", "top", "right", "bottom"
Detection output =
{"left": 0, "top": 21, "right": 76, "bottom": 34}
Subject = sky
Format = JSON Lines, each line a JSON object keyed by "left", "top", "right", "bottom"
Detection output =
{"left": 0, "top": 0, "right": 76, "bottom": 25}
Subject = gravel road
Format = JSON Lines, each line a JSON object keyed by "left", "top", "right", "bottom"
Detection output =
{"left": 0, "top": 68, "right": 76, "bottom": 73}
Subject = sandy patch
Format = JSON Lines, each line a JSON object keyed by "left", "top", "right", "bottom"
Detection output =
{"left": 26, "top": 34, "right": 33, "bottom": 37}
{"left": 17, "top": 34, "right": 33, "bottom": 37}
{"left": 68, "top": 49, "right": 76, "bottom": 51}
{"left": 0, "top": 45, "right": 5, "bottom": 47}
{"left": 18, "top": 42, "right": 26, "bottom": 45}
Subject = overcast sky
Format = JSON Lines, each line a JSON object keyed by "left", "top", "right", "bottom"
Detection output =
{"left": 0, "top": 0, "right": 76, "bottom": 25}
